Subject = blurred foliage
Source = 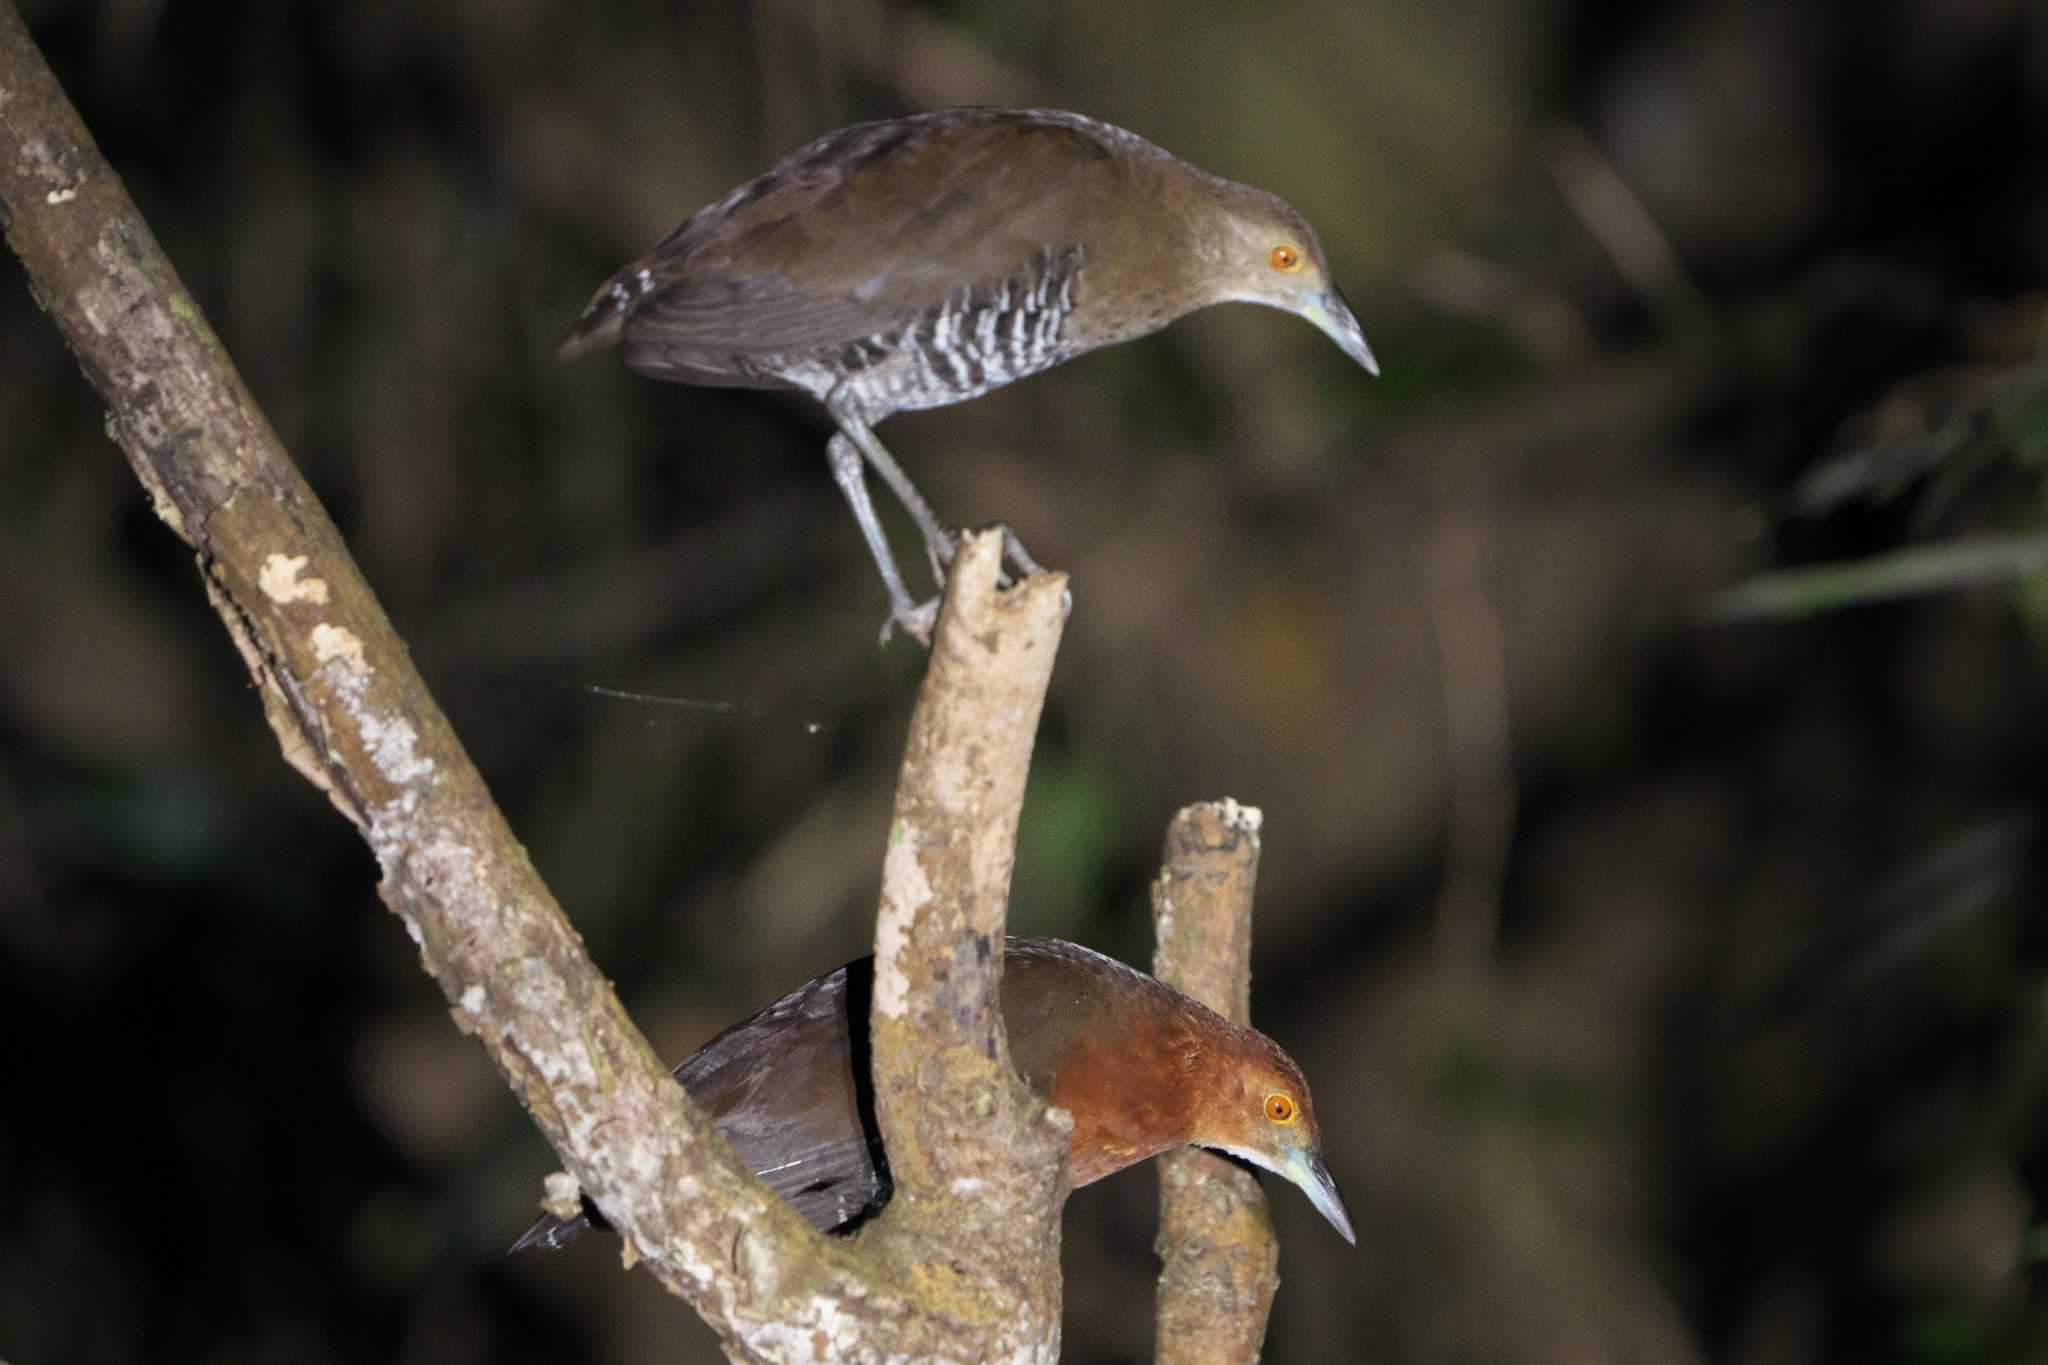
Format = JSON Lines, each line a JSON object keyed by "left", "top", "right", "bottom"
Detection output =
{"left": 1713, "top": 349, "right": 2048, "bottom": 621}
{"left": 4, "top": 0, "right": 2048, "bottom": 1362}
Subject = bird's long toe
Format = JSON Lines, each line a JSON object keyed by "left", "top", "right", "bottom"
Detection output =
{"left": 880, "top": 595, "right": 943, "bottom": 648}
{"left": 921, "top": 525, "right": 960, "bottom": 583}
{"left": 994, "top": 522, "right": 1046, "bottom": 582}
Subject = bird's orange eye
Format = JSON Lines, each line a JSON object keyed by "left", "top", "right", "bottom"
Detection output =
{"left": 1269, "top": 244, "right": 1301, "bottom": 272}
{"left": 1265, "top": 1092, "right": 1298, "bottom": 1124}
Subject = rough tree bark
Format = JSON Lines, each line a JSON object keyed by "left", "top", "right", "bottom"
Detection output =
{"left": 858, "top": 536, "right": 1075, "bottom": 1350}
{"left": 1152, "top": 800, "right": 1283, "bottom": 1362}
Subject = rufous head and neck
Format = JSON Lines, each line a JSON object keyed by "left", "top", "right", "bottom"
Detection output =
{"left": 1035, "top": 965, "right": 1354, "bottom": 1245}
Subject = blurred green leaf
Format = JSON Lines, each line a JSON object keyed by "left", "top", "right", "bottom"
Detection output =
{"left": 1009, "top": 752, "right": 1128, "bottom": 938}
{"left": 1427, "top": 1033, "right": 1603, "bottom": 1135}
{"left": 1792, "top": 423, "right": 1981, "bottom": 516}
{"left": 1704, "top": 534, "right": 2048, "bottom": 622}
{"left": 1893, "top": 1305, "right": 1994, "bottom": 1365}
{"left": 1741, "top": 814, "right": 2034, "bottom": 1030}
{"left": 1991, "top": 369, "right": 2048, "bottom": 468}
{"left": 2026, "top": 1224, "right": 2048, "bottom": 1264}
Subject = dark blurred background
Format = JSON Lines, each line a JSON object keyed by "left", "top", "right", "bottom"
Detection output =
{"left": 5, "top": 0, "right": 2048, "bottom": 1360}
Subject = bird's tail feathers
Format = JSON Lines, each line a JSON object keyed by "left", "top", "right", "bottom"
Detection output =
{"left": 555, "top": 284, "right": 631, "bottom": 362}
{"left": 508, "top": 1207, "right": 598, "bottom": 1253}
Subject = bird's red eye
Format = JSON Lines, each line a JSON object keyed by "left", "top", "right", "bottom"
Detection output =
{"left": 1269, "top": 244, "right": 1301, "bottom": 271}
{"left": 1265, "top": 1092, "right": 1297, "bottom": 1124}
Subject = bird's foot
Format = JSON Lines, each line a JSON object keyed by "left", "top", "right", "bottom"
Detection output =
{"left": 992, "top": 522, "right": 1047, "bottom": 584}
{"left": 879, "top": 594, "right": 943, "bottom": 649}
{"left": 918, "top": 521, "right": 1039, "bottom": 589}
{"left": 990, "top": 523, "right": 1068, "bottom": 615}
{"left": 910, "top": 523, "right": 1067, "bottom": 619}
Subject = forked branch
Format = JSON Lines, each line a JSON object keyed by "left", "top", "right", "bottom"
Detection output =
{"left": 0, "top": 7, "right": 1070, "bottom": 1359}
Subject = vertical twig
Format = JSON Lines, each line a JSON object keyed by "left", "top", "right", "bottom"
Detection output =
{"left": 1151, "top": 799, "right": 1281, "bottom": 1364}
{"left": 865, "top": 534, "right": 1072, "bottom": 1330}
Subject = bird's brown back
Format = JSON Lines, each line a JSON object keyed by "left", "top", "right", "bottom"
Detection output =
{"left": 684, "top": 938, "right": 1213, "bottom": 1224}
{"left": 1000, "top": 939, "right": 1209, "bottom": 1184}
{"left": 559, "top": 109, "right": 1224, "bottom": 371}
{"left": 513, "top": 936, "right": 1247, "bottom": 1246}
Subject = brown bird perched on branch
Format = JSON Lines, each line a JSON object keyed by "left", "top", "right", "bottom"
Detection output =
{"left": 513, "top": 936, "right": 1352, "bottom": 1250}
{"left": 558, "top": 106, "right": 1379, "bottom": 644}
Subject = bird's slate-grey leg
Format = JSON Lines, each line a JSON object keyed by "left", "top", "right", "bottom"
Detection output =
{"left": 831, "top": 414, "right": 957, "bottom": 575}
{"left": 834, "top": 413, "right": 1047, "bottom": 588}
{"left": 850, "top": 432, "right": 953, "bottom": 561}
{"left": 824, "top": 431, "right": 940, "bottom": 645}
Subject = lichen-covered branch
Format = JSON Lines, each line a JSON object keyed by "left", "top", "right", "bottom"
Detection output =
{"left": 862, "top": 531, "right": 1072, "bottom": 1358}
{"left": 1151, "top": 800, "right": 1282, "bottom": 1363}
{"left": 0, "top": 8, "right": 1061, "bottom": 1359}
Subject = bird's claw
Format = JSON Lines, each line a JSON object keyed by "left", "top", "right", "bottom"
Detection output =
{"left": 895, "top": 524, "right": 1059, "bottom": 639}
{"left": 920, "top": 521, "right": 1044, "bottom": 590}
{"left": 879, "top": 595, "right": 942, "bottom": 649}
{"left": 994, "top": 522, "right": 1047, "bottom": 583}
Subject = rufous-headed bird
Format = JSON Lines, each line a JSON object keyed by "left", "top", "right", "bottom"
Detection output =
{"left": 558, "top": 106, "right": 1379, "bottom": 644}
{"left": 514, "top": 936, "right": 1352, "bottom": 1250}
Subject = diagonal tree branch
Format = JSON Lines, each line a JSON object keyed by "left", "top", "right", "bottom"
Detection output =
{"left": 1151, "top": 799, "right": 1282, "bottom": 1362}
{"left": 0, "top": 7, "right": 1068, "bottom": 1359}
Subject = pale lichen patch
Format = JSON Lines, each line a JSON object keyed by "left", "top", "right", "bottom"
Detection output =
{"left": 506, "top": 954, "right": 564, "bottom": 1019}
{"left": 258, "top": 552, "right": 330, "bottom": 604}
{"left": 121, "top": 423, "right": 187, "bottom": 534}
{"left": 541, "top": 1170, "right": 583, "bottom": 1219}
{"left": 500, "top": 956, "right": 602, "bottom": 1098}
{"left": 874, "top": 827, "right": 931, "bottom": 1020}
{"left": 358, "top": 710, "right": 434, "bottom": 786}
{"left": 927, "top": 743, "right": 977, "bottom": 813}
{"left": 657, "top": 1227, "right": 721, "bottom": 1292}
{"left": 1213, "top": 796, "right": 1264, "bottom": 837}
{"left": 735, "top": 1295, "right": 869, "bottom": 1365}
{"left": 309, "top": 622, "right": 370, "bottom": 675}
{"left": 460, "top": 983, "right": 487, "bottom": 1015}
{"left": 412, "top": 836, "right": 476, "bottom": 896}
{"left": 621, "top": 1139, "right": 666, "bottom": 1189}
